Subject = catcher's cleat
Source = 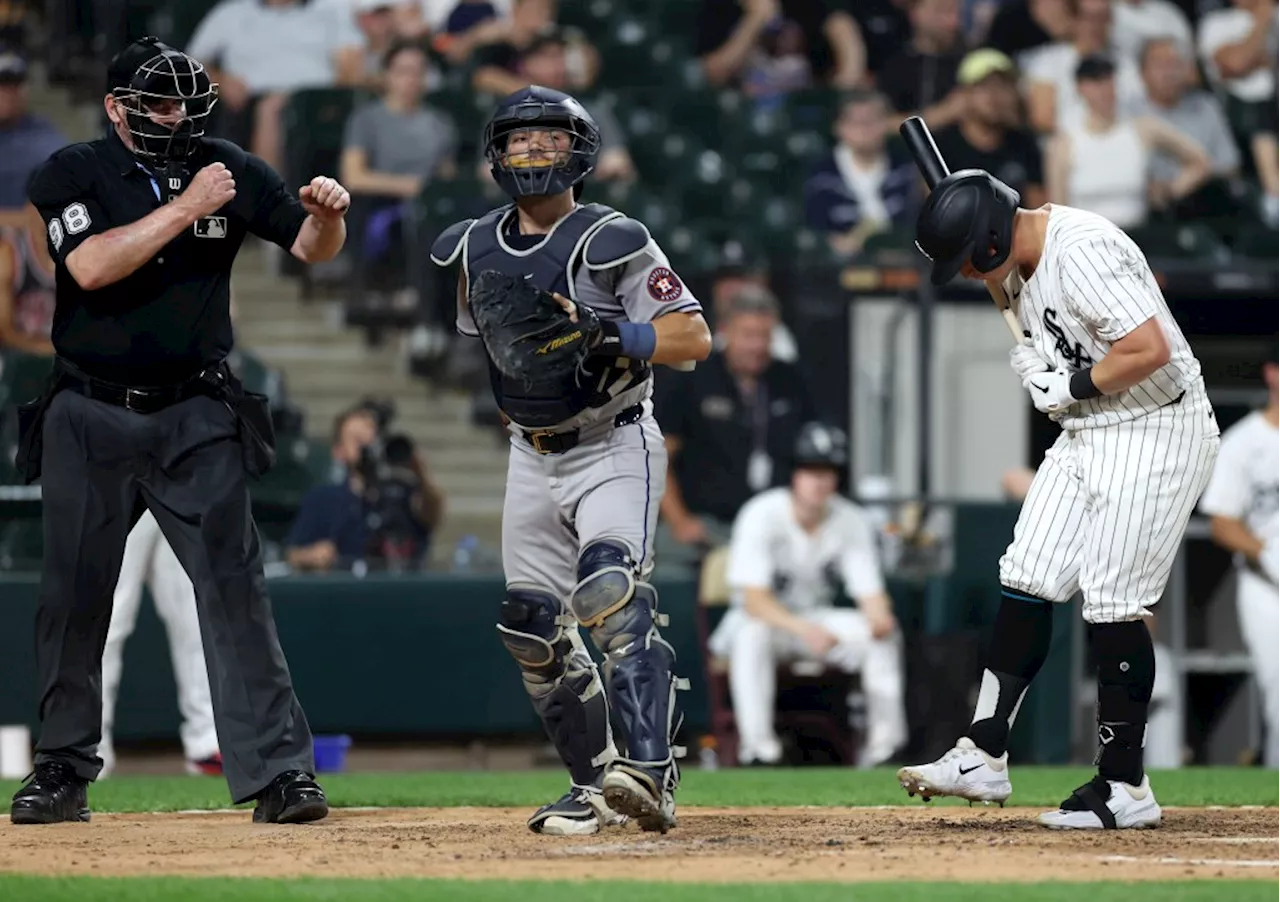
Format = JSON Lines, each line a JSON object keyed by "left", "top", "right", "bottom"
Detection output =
{"left": 602, "top": 762, "right": 678, "bottom": 834}
{"left": 528, "top": 784, "right": 628, "bottom": 836}
{"left": 1037, "top": 775, "right": 1161, "bottom": 829}
{"left": 896, "top": 737, "right": 1012, "bottom": 805}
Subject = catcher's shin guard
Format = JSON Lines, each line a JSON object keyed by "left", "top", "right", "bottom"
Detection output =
{"left": 569, "top": 540, "right": 688, "bottom": 783}
{"left": 498, "top": 584, "right": 615, "bottom": 787}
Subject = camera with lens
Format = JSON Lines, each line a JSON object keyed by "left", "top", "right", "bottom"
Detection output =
{"left": 353, "top": 403, "right": 427, "bottom": 568}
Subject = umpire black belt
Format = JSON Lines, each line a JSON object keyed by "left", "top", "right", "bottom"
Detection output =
{"left": 54, "top": 358, "right": 228, "bottom": 415}
{"left": 520, "top": 404, "right": 643, "bottom": 455}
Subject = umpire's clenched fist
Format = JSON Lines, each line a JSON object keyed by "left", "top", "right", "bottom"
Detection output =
{"left": 299, "top": 176, "right": 350, "bottom": 221}
{"left": 180, "top": 162, "right": 236, "bottom": 218}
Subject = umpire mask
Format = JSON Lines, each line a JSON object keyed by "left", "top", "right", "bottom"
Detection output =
{"left": 108, "top": 36, "right": 218, "bottom": 164}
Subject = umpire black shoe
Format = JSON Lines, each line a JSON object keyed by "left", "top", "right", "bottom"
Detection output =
{"left": 252, "top": 770, "right": 329, "bottom": 824}
{"left": 10, "top": 760, "right": 91, "bottom": 825}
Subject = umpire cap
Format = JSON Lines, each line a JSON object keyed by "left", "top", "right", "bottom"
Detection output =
{"left": 107, "top": 36, "right": 218, "bottom": 163}
{"left": 915, "top": 169, "right": 1020, "bottom": 285}
{"left": 794, "top": 422, "right": 849, "bottom": 470}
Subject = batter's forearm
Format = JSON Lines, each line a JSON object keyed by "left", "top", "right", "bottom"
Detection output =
{"left": 1209, "top": 516, "right": 1265, "bottom": 562}
{"left": 64, "top": 203, "right": 198, "bottom": 291}
{"left": 1077, "top": 319, "right": 1171, "bottom": 396}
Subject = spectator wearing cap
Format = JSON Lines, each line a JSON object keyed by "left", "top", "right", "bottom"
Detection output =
{"left": 653, "top": 285, "right": 816, "bottom": 574}
{"left": 470, "top": 0, "right": 599, "bottom": 96}
{"left": 187, "top": 0, "right": 363, "bottom": 171}
{"left": 876, "top": 0, "right": 969, "bottom": 130}
{"left": 697, "top": 0, "right": 868, "bottom": 98}
{"left": 934, "top": 49, "right": 1047, "bottom": 208}
{"left": 0, "top": 50, "right": 66, "bottom": 211}
{"left": 1023, "top": 0, "right": 1147, "bottom": 134}
{"left": 336, "top": 1, "right": 429, "bottom": 91}
{"left": 803, "top": 90, "right": 919, "bottom": 257}
{"left": 1138, "top": 37, "right": 1250, "bottom": 221}
{"left": 1046, "top": 54, "right": 1210, "bottom": 229}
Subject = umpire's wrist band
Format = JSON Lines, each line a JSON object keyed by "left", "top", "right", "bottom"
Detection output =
{"left": 1069, "top": 367, "right": 1103, "bottom": 400}
{"left": 597, "top": 321, "right": 656, "bottom": 360}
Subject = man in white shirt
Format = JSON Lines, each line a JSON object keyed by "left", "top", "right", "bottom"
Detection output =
{"left": 1198, "top": 0, "right": 1277, "bottom": 106}
{"left": 1199, "top": 348, "right": 1279, "bottom": 767}
{"left": 709, "top": 422, "right": 907, "bottom": 767}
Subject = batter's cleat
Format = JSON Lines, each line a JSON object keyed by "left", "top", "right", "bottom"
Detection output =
{"left": 1037, "top": 775, "right": 1162, "bottom": 830}
{"left": 602, "top": 762, "right": 678, "bottom": 834}
{"left": 10, "top": 760, "right": 90, "bottom": 825}
{"left": 528, "top": 784, "right": 628, "bottom": 836}
{"left": 185, "top": 752, "right": 224, "bottom": 777}
{"left": 896, "top": 737, "right": 1012, "bottom": 805}
{"left": 252, "top": 770, "right": 329, "bottom": 824}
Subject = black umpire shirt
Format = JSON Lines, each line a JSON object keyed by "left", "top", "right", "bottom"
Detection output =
{"left": 27, "top": 130, "right": 308, "bottom": 386}
{"left": 654, "top": 351, "right": 815, "bottom": 524}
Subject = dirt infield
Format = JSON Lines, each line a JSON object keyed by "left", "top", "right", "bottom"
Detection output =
{"left": 0, "top": 807, "right": 1275, "bottom": 883}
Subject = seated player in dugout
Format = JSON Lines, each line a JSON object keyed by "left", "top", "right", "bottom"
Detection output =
{"left": 430, "top": 86, "right": 711, "bottom": 836}
{"left": 708, "top": 423, "right": 907, "bottom": 768}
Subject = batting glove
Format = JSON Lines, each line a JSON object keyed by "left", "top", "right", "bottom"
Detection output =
{"left": 1010, "top": 343, "right": 1051, "bottom": 383}
{"left": 1026, "top": 368, "right": 1078, "bottom": 414}
{"left": 1259, "top": 536, "right": 1279, "bottom": 585}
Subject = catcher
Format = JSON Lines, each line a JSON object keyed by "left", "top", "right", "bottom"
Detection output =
{"left": 430, "top": 86, "right": 711, "bottom": 835}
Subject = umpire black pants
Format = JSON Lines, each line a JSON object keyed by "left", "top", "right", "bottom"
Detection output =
{"left": 32, "top": 388, "right": 314, "bottom": 804}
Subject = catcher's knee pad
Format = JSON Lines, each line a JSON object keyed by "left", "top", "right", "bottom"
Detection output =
{"left": 570, "top": 539, "right": 687, "bottom": 768}
{"left": 498, "top": 584, "right": 615, "bottom": 784}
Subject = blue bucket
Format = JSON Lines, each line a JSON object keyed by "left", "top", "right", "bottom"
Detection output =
{"left": 313, "top": 734, "right": 352, "bottom": 773}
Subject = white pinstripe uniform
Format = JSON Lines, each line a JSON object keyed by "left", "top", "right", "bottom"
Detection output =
{"left": 1198, "top": 411, "right": 1279, "bottom": 766}
{"left": 998, "top": 206, "right": 1220, "bottom": 623}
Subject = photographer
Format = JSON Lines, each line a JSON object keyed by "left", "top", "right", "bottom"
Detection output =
{"left": 285, "top": 404, "right": 443, "bottom": 572}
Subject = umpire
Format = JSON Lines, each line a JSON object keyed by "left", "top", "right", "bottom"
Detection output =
{"left": 9, "top": 37, "right": 350, "bottom": 825}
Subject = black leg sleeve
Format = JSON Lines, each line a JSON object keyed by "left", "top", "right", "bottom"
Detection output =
{"left": 1090, "top": 620, "right": 1154, "bottom": 786}
{"left": 968, "top": 587, "right": 1056, "bottom": 757}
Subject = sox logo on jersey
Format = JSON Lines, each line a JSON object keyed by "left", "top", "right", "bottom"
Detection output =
{"left": 1042, "top": 307, "right": 1093, "bottom": 369}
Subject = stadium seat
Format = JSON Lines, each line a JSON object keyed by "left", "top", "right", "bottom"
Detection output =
{"left": 694, "top": 546, "right": 860, "bottom": 767}
{"left": 1129, "top": 221, "right": 1231, "bottom": 263}
{"left": 148, "top": 1, "right": 221, "bottom": 50}
{"left": 1228, "top": 223, "right": 1280, "bottom": 260}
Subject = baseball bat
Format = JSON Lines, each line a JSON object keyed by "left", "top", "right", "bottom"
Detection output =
{"left": 898, "top": 116, "right": 1025, "bottom": 344}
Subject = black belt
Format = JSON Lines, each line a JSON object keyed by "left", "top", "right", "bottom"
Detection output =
{"left": 54, "top": 359, "right": 228, "bottom": 415}
{"left": 521, "top": 404, "right": 643, "bottom": 455}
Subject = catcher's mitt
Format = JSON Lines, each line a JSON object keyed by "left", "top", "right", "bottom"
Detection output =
{"left": 468, "top": 269, "right": 601, "bottom": 383}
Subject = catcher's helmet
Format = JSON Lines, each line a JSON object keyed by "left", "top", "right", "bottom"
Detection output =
{"left": 107, "top": 36, "right": 218, "bottom": 163}
{"left": 914, "top": 169, "right": 1020, "bottom": 286}
{"left": 483, "top": 85, "right": 601, "bottom": 199}
{"left": 793, "top": 422, "right": 849, "bottom": 471}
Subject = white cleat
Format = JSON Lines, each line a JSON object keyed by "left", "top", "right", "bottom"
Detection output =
{"left": 1037, "top": 775, "right": 1162, "bottom": 830}
{"left": 896, "top": 737, "right": 1012, "bottom": 805}
{"left": 527, "top": 784, "right": 628, "bottom": 836}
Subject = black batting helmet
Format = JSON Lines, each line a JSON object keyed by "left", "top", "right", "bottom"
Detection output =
{"left": 107, "top": 36, "right": 218, "bottom": 164}
{"left": 482, "top": 85, "right": 601, "bottom": 199}
{"left": 914, "top": 170, "right": 1020, "bottom": 286}
{"left": 793, "top": 422, "right": 849, "bottom": 471}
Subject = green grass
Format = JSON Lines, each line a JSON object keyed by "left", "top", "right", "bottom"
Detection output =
{"left": 0, "top": 878, "right": 1272, "bottom": 902}
{"left": 1, "top": 767, "right": 1275, "bottom": 813}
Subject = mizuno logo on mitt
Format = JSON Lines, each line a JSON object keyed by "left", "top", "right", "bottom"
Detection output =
{"left": 537, "top": 330, "right": 583, "bottom": 354}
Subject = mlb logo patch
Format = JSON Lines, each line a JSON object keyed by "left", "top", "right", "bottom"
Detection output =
{"left": 195, "top": 216, "right": 228, "bottom": 238}
{"left": 646, "top": 266, "right": 683, "bottom": 302}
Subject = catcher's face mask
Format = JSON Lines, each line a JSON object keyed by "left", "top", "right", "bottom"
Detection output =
{"left": 484, "top": 93, "right": 600, "bottom": 199}
{"left": 111, "top": 48, "right": 218, "bottom": 163}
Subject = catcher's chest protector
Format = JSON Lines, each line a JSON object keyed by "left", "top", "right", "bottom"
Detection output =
{"left": 467, "top": 204, "right": 641, "bottom": 428}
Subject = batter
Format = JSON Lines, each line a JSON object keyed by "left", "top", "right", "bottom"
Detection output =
{"left": 430, "top": 86, "right": 711, "bottom": 835}
{"left": 1199, "top": 350, "right": 1278, "bottom": 768}
{"left": 897, "top": 171, "right": 1219, "bottom": 829}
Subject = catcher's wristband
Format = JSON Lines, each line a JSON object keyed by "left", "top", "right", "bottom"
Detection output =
{"left": 1069, "top": 367, "right": 1103, "bottom": 400}
{"left": 597, "top": 320, "right": 657, "bottom": 360}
